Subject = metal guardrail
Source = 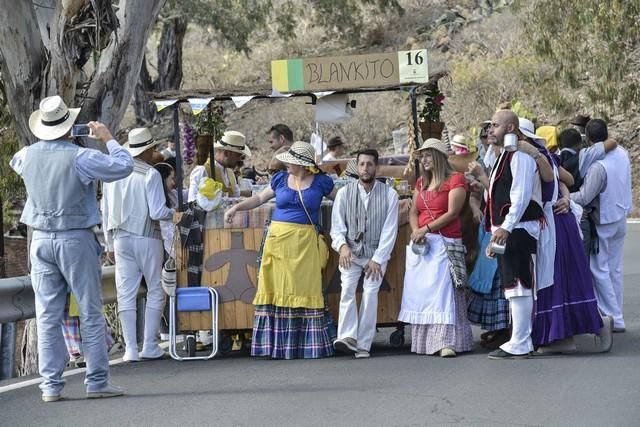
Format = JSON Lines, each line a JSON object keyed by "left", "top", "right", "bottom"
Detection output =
{"left": 0, "top": 266, "right": 118, "bottom": 324}
{"left": 0, "top": 266, "right": 147, "bottom": 380}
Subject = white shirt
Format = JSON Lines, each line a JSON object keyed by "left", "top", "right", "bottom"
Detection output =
{"left": 322, "top": 152, "right": 337, "bottom": 162}
{"left": 330, "top": 180, "right": 399, "bottom": 265}
{"left": 10, "top": 140, "right": 133, "bottom": 185}
{"left": 488, "top": 150, "right": 541, "bottom": 239}
{"left": 101, "top": 161, "right": 175, "bottom": 250}
{"left": 187, "top": 160, "right": 239, "bottom": 203}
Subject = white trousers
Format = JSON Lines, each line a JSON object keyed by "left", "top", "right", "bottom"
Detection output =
{"left": 337, "top": 257, "right": 387, "bottom": 351}
{"left": 591, "top": 219, "right": 626, "bottom": 328}
{"left": 114, "top": 235, "right": 166, "bottom": 312}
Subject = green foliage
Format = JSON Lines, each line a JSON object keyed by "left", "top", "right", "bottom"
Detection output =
{"left": 419, "top": 85, "right": 445, "bottom": 122}
{"left": 0, "top": 83, "right": 25, "bottom": 212}
{"left": 196, "top": 104, "right": 225, "bottom": 141}
{"left": 522, "top": 0, "right": 640, "bottom": 114}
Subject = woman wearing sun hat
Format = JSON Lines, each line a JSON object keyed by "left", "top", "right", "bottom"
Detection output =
{"left": 224, "top": 141, "right": 338, "bottom": 359}
{"left": 398, "top": 138, "right": 473, "bottom": 358}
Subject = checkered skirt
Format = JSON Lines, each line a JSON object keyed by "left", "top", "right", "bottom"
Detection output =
{"left": 251, "top": 304, "right": 335, "bottom": 359}
{"left": 411, "top": 288, "right": 473, "bottom": 355}
{"left": 466, "top": 271, "right": 510, "bottom": 331}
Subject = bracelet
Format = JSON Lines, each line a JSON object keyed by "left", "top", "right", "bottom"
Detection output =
{"left": 532, "top": 152, "right": 542, "bottom": 160}
{"left": 426, "top": 224, "right": 432, "bottom": 233}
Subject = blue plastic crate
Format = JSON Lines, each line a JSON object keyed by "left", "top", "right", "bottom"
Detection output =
{"left": 176, "top": 287, "right": 212, "bottom": 312}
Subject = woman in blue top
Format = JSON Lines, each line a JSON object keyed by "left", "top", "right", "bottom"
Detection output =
{"left": 225, "top": 141, "right": 337, "bottom": 359}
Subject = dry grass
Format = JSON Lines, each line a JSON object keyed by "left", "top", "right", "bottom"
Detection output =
{"left": 127, "top": 0, "right": 640, "bottom": 211}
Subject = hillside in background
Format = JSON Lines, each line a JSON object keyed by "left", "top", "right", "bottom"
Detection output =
{"left": 131, "top": 0, "right": 639, "bottom": 213}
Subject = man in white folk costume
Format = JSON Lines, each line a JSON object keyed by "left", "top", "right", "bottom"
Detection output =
{"left": 571, "top": 119, "right": 632, "bottom": 333}
{"left": 485, "top": 110, "right": 545, "bottom": 359}
{"left": 102, "top": 128, "right": 175, "bottom": 362}
{"left": 331, "top": 149, "right": 399, "bottom": 358}
{"left": 188, "top": 130, "right": 251, "bottom": 202}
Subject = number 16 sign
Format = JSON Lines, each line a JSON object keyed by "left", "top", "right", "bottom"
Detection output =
{"left": 398, "top": 49, "right": 429, "bottom": 84}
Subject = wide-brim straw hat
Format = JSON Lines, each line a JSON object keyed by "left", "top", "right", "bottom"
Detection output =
{"left": 450, "top": 134, "right": 468, "bottom": 149}
{"left": 343, "top": 158, "right": 359, "bottom": 178}
{"left": 415, "top": 138, "right": 449, "bottom": 156}
{"left": 123, "top": 127, "right": 162, "bottom": 157}
{"left": 28, "top": 96, "right": 80, "bottom": 141}
{"left": 275, "top": 141, "right": 318, "bottom": 167}
{"left": 213, "top": 130, "right": 251, "bottom": 157}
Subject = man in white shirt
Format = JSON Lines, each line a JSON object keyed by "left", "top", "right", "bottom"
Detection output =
{"left": 188, "top": 131, "right": 250, "bottom": 202}
{"left": 322, "top": 136, "right": 346, "bottom": 162}
{"left": 102, "top": 128, "right": 175, "bottom": 362}
{"left": 571, "top": 119, "right": 632, "bottom": 332}
{"left": 331, "top": 149, "right": 399, "bottom": 358}
{"left": 11, "top": 95, "right": 132, "bottom": 401}
{"left": 485, "top": 110, "right": 544, "bottom": 360}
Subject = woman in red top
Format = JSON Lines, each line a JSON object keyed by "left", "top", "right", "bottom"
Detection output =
{"left": 398, "top": 138, "right": 473, "bottom": 357}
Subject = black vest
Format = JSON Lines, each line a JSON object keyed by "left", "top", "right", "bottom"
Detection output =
{"left": 559, "top": 150, "right": 583, "bottom": 193}
{"left": 484, "top": 151, "right": 544, "bottom": 230}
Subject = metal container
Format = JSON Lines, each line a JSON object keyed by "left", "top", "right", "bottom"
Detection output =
{"left": 504, "top": 133, "right": 518, "bottom": 152}
{"left": 411, "top": 239, "right": 430, "bottom": 255}
{"left": 489, "top": 241, "right": 506, "bottom": 255}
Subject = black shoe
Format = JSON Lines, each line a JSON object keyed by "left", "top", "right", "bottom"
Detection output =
{"left": 488, "top": 348, "right": 529, "bottom": 360}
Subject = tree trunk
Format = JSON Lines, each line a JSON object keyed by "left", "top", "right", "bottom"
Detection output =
{"left": 0, "top": 0, "right": 163, "bottom": 376}
{"left": 134, "top": 16, "right": 187, "bottom": 126}
{"left": 0, "top": 0, "right": 163, "bottom": 147}
{"left": 0, "top": 2, "right": 46, "bottom": 146}
{"left": 82, "top": 0, "right": 164, "bottom": 130}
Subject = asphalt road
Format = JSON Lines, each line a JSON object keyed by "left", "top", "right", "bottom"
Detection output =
{"left": 1, "top": 224, "right": 640, "bottom": 427}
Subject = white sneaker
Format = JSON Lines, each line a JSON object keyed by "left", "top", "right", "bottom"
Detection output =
{"left": 354, "top": 349, "right": 370, "bottom": 359}
{"left": 333, "top": 337, "right": 358, "bottom": 355}
{"left": 122, "top": 350, "right": 140, "bottom": 362}
{"left": 42, "top": 393, "right": 61, "bottom": 402}
{"left": 139, "top": 345, "right": 166, "bottom": 360}
{"left": 86, "top": 384, "right": 125, "bottom": 399}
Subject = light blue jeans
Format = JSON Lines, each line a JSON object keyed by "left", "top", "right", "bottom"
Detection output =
{"left": 30, "top": 229, "right": 110, "bottom": 395}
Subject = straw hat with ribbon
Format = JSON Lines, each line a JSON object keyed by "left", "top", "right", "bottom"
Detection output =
{"left": 213, "top": 130, "right": 252, "bottom": 157}
{"left": 415, "top": 138, "right": 449, "bottom": 156}
{"left": 342, "top": 158, "right": 359, "bottom": 179}
{"left": 28, "top": 95, "right": 80, "bottom": 141}
{"left": 275, "top": 141, "right": 318, "bottom": 167}
{"left": 124, "top": 128, "right": 162, "bottom": 157}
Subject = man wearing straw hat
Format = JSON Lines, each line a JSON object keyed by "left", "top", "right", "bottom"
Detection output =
{"left": 102, "top": 128, "right": 175, "bottom": 362}
{"left": 331, "top": 149, "right": 399, "bottom": 358}
{"left": 187, "top": 130, "right": 251, "bottom": 203}
{"left": 10, "top": 95, "right": 133, "bottom": 401}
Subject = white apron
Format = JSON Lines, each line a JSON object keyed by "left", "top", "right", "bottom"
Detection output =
{"left": 398, "top": 234, "right": 455, "bottom": 325}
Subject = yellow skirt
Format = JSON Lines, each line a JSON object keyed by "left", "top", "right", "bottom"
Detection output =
{"left": 253, "top": 221, "right": 326, "bottom": 309}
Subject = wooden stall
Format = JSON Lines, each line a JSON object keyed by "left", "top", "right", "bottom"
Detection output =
{"left": 176, "top": 202, "right": 412, "bottom": 333}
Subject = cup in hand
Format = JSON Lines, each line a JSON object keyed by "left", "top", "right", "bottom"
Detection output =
{"left": 504, "top": 133, "right": 518, "bottom": 152}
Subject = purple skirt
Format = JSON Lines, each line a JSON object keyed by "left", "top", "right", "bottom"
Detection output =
{"left": 532, "top": 211, "right": 603, "bottom": 345}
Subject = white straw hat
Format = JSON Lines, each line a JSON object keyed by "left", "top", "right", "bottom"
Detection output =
{"left": 415, "top": 138, "right": 449, "bottom": 156}
{"left": 518, "top": 118, "right": 546, "bottom": 143}
{"left": 450, "top": 134, "right": 468, "bottom": 149}
{"left": 275, "top": 141, "right": 318, "bottom": 167}
{"left": 28, "top": 96, "right": 80, "bottom": 141}
{"left": 214, "top": 130, "right": 251, "bottom": 157}
{"left": 123, "top": 128, "right": 162, "bottom": 157}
